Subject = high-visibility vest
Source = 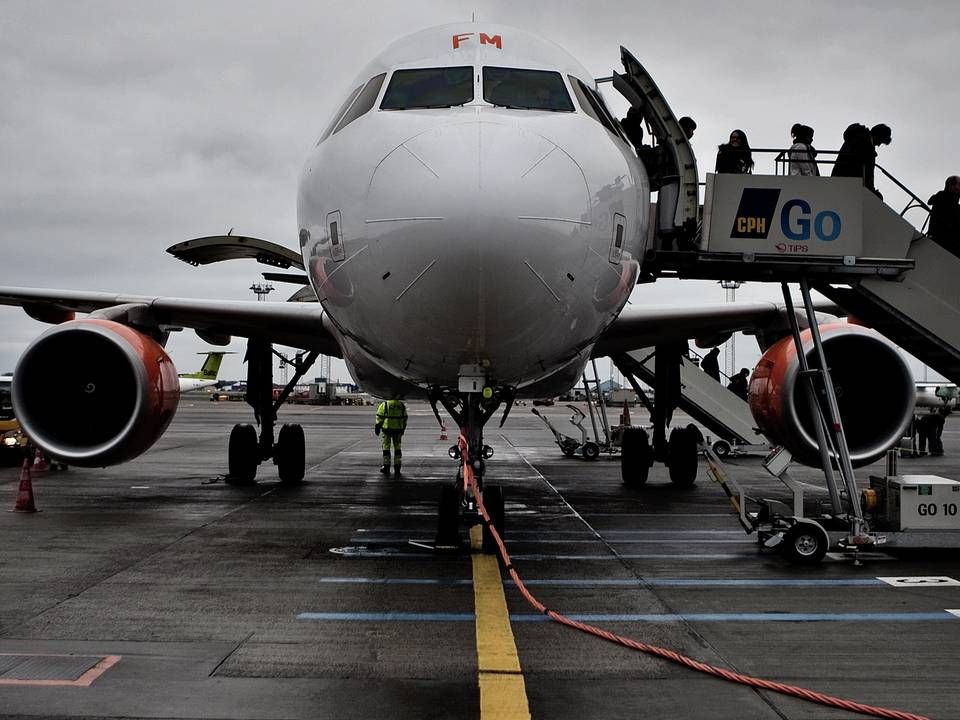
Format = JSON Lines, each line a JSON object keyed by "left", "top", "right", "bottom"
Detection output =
{"left": 376, "top": 400, "right": 407, "bottom": 432}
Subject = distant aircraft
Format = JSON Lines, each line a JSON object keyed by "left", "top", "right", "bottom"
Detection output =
{"left": 0, "top": 23, "right": 913, "bottom": 540}
{"left": 915, "top": 382, "right": 957, "bottom": 411}
{"left": 178, "top": 351, "right": 231, "bottom": 393}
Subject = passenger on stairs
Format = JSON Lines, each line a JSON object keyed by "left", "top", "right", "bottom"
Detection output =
{"left": 831, "top": 123, "right": 891, "bottom": 199}
{"left": 788, "top": 123, "right": 819, "bottom": 176}
{"left": 700, "top": 347, "right": 721, "bottom": 382}
{"left": 927, "top": 175, "right": 960, "bottom": 254}
{"left": 678, "top": 116, "right": 697, "bottom": 139}
{"left": 727, "top": 368, "right": 750, "bottom": 401}
{"left": 715, "top": 130, "right": 754, "bottom": 174}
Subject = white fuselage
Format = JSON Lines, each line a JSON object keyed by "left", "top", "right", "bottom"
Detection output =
{"left": 297, "top": 25, "right": 649, "bottom": 398}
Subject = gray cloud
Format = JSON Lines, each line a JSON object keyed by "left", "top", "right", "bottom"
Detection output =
{"left": 1, "top": 0, "right": 956, "bottom": 383}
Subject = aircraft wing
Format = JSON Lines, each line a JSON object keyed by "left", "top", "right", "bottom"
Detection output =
{"left": 0, "top": 286, "right": 342, "bottom": 357}
{"left": 593, "top": 300, "right": 840, "bottom": 357}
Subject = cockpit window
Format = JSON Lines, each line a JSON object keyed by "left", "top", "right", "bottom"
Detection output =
{"left": 380, "top": 66, "right": 473, "bottom": 110}
{"left": 483, "top": 67, "right": 574, "bottom": 111}
{"left": 317, "top": 84, "right": 364, "bottom": 144}
{"left": 333, "top": 73, "right": 387, "bottom": 134}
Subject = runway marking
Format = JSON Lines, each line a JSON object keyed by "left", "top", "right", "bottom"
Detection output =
{"left": 0, "top": 654, "right": 121, "bottom": 686}
{"left": 317, "top": 576, "right": 887, "bottom": 587}
{"left": 510, "top": 553, "right": 744, "bottom": 560}
{"left": 471, "top": 526, "right": 531, "bottom": 720}
{"left": 877, "top": 576, "right": 960, "bottom": 587}
{"left": 296, "top": 611, "right": 960, "bottom": 623}
{"left": 349, "top": 536, "right": 752, "bottom": 545}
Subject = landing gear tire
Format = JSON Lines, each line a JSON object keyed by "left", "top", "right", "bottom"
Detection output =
{"left": 668, "top": 426, "right": 699, "bottom": 487}
{"left": 276, "top": 423, "right": 306, "bottom": 484}
{"left": 435, "top": 484, "right": 461, "bottom": 549}
{"left": 712, "top": 440, "right": 732, "bottom": 458}
{"left": 782, "top": 520, "right": 829, "bottom": 565}
{"left": 481, "top": 485, "right": 505, "bottom": 554}
{"left": 227, "top": 423, "right": 259, "bottom": 484}
{"left": 621, "top": 427, "right": 651, "bottom": 487}
{"left": 582, "top": 441, "right": 600, "bottom": 460}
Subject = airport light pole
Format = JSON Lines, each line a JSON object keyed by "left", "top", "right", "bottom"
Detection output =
{"left": 720, "top": 280, "right": 742, "bottom": 379}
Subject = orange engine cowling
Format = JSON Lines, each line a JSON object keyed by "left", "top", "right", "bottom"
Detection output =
{"left": 748, "top": 323, "right": 914, "bottom": 468}
{"left": 12, "top": 319, "right": 180, "bottom": 467}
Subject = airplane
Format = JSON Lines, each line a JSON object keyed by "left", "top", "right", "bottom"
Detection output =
{"left": 178, "top": 351, "right": 232, "bottom": 393}
{"left": 0, "top": 23, "right": 914, "bottom": 545}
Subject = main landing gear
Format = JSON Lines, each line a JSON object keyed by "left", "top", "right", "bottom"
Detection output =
{"left": 431, "top": 389, "right": 509, "bottom": 552}
{"left": 614, "top": 347, "right": 702, "bottom": 488}
{"left": 226, "top": 340, "right": 318, "bottom": 485}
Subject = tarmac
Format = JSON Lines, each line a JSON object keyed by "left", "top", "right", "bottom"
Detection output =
{"left": 1, "top": 400, "right": 959, "bottom": 719}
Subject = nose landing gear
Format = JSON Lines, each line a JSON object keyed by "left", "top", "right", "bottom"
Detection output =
{"left": 431, "top": 389, "right": 508, "bottom": 552}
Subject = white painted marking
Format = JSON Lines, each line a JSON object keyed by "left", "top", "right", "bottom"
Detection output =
{"left": 130, "top": 486, "right": 151, "bottom": 489}
{"left": 946, "top": 609, "right": 960, "bottom": 618}
{"left": 877, "top": 576, "right": 960, "bottom": 587}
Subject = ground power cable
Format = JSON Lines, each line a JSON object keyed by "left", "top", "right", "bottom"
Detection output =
{"left": 471, "top": 436, "right": 930, "bottom": 720}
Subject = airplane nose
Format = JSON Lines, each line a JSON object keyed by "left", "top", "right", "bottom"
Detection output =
{"left": 363, "top": 120, "right": 597, "bottom": 381}
{"left": 367, "top": 120, "right": 590, "bottom": 233}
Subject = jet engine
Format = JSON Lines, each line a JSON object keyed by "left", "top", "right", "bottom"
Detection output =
{"left": 12, "top": 319, "right": 180, "bottom": 467}
{"left": 748, "top": 324, "right": 914, "bottom": 468}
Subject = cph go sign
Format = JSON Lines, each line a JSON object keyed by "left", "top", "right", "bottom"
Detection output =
{"left": 780, "top": 199, "right": 842, "bottom": 242}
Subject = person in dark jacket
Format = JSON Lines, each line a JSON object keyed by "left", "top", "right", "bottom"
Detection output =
{"left": 715, "top": 129, "right": 754, "bottom": 174}
{"left": 927, "top": 175, "right": 960, "bottom": 254}
{"left": 700, "top": 347, "right": 721, "bottom": 382}
{"left": 831, "top": 123, "right": 891, "bottom": 198}
{"left": 727, "top": 368, "right": 750, "bottom": 401}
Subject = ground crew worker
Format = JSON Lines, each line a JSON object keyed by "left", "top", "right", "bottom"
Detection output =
{"left": 375, "top": 398, "right": 407, "bottom": 476}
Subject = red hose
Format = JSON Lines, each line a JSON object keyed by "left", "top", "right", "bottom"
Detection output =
{"left": 462, "top": 436, "right": 930, "bottom": 720}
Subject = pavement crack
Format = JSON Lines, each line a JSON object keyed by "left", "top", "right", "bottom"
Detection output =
{"left": 208, "top": 631, "right": 255, "bottom": 677}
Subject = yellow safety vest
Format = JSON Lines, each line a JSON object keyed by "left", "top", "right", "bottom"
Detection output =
{"left": 376, "top": 400, "right": 407, "bottom": 432}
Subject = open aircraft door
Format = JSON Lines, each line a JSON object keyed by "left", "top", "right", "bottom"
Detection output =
{"left": 610, "top": 47, "right": 699, "bottom": 247}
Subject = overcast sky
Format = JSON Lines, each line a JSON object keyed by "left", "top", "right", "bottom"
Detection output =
{"left": 1, "top": 1, "right": 956, "bottom": 385}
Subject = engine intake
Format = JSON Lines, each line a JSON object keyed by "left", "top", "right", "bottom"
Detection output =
{"left": 749, "top": 324, "right": 914, "bottom": 468}
{"left": 12, "top": 319, "right": 179, "bottom": 466}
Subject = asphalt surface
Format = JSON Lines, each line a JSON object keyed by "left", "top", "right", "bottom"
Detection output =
{"left": 1, "top": 400, "right": 959, "bottom": 719}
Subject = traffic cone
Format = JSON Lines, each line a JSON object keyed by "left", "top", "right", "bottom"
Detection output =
{"left": 32, "top": 448, "right": 49, "bottom": 472}
{"left": 439, "top": 424, "right": 448, "bottom": 441}
{"left": 622, "top": 400, "right": 631, "bottom": 427}
{"left": 12, "top": 459, "right": 38, "bottom": 513}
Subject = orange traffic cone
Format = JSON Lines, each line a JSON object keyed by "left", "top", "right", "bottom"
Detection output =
{"left": 439, "top": 424, "right": 448, "bottom": 441}
{"left": 32, "top": 448, "right": 49, "bottom": 472}
{"left": 12, "top": 459, "right": 38, "bottom": 513}
{"left": 622, "top": 400, "right": 631, "bottom": 427}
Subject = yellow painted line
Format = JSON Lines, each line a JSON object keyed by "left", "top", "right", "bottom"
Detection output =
{"left": 472, "top": 525, "right": 531, "bottom": 720}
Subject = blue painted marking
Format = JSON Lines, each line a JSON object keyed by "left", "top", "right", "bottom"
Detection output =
{"left": 319, "top": 577, "right": 472, "bottom": 586}
{"left": 298, "top": 612, "right": 474, "bottom": 621}
{"left": 317, "top": 577, "right": 885, "bottom": 587}
{"left": 298, "top": 611, "right": 958, "bottom": 623}
{"left": 512, "top": 554, "right": 743, "bottom": 560}
{"left": 520, "top": 578, "right": 885, "bottom": 587}
{"left": 350, "top": 538, "right": 752, "bottom": 546}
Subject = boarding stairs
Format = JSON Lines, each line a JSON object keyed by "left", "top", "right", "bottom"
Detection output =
{"left": 614, "top": 347, "right": 767, "bottom": 450}
{"left": 604, "top": 44, "right": 960, "bottom": 386}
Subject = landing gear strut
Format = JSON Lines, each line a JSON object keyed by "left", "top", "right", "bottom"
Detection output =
{"left": 431, "top": 389, "right": 508, "bottom": 551}
{"left": 613, "top": 348, "right": 702, "bottom": 487}
{"left": 226, "top": 340, "right": 318, "bottom": 484}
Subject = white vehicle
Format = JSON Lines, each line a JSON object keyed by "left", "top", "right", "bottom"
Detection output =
{"left": 0, "top": 24, "right": 913, "bottom": 540}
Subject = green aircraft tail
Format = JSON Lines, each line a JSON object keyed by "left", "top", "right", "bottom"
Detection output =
{"left": 180, "top": 351, "right": 228, "bottom": 380}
